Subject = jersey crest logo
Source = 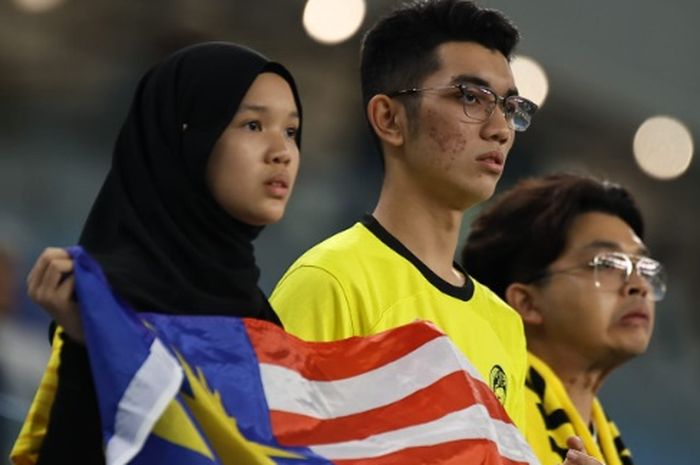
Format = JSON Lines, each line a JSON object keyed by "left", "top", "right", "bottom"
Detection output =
{"left": 489, "top": 364, "right": 507, "bottom": 405}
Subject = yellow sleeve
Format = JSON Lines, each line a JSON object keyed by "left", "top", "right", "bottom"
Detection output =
{"left": 514, "top": 321, "right": 529, "bottom": 431}
{"left": 270, "top": 265, "right": 356, "bottom": 342}
{"left": 488, "top": 287, "right": 528, "bottom": 432}
{"left": 511, "top": 350, "right": 527, "bottom": 432}
{"left": 10, "top": 328, "right": 64, "bottom": 465}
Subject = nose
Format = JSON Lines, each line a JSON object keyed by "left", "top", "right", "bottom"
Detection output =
{"left": 622, "top": 271, "right": 651, "bottom": 299}
{"left": 265, "top": 132, "right": 292, "bottom": 165}
{"left": 480, "top": 104, "right": 512, "bottom": 145}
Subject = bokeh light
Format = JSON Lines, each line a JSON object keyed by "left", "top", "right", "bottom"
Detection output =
{"left": 302, "top": 0, "right": 366, "bottom": 45}
{"left": 510, "top": 56, "right": 549, "bottom": 107}
{"left": 633, "top": 115, "right": 694, "bottom": 180}
{"left": 11, "top": 0, "right": 64, "bottom": 13}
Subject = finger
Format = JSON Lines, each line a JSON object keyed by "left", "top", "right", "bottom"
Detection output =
{"left": 27, "top": 248, "right": 70, "bottom": 292}
{"left": 566, "top": 435, "right": 585, "bottom": 452}
{"left": 27, "top": 252, "right": 52, "bottom": 294}
{"left": 31, "top": 258, "right": 74, "bottom": 307}
{"left": 35, "top": 273, "right": 78, "bottom": 326}
{"left": 55, "top": 274, "right": 77, "bottom": 304}
{"left": 564, "top": 448, "right": 582, "bottom": 464}
{"left": 43, "top": 258, "right": 75, "bottom": 291}
{"left": 564, "top": 448, "right": 603, "bottom": 465}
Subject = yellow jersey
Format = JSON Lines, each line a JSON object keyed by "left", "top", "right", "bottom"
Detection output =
{"left": 271, "top": 216, "right": 527, "bottom": 429}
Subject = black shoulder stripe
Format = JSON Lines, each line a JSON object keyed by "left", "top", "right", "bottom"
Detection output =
{"left": 614, "top": 436, "right": 634, "bottom": 465}
{"left": 528, "top": 366, "right": 570, "bottom": 429}
{"left": 548, "top": 435, "right": 568, "bottom": 461}
{"left": 527, "top": 366, "right": 546, "bottom": 398}
{"left": 540, "top": 405, "right": 570, "bottom": 430}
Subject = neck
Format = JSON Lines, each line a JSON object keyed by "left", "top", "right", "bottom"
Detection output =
{"left": 372, "top": 182, "right": 467, "bottom": 287}
{"left": 529, "top": 343, "right": 611, "bottom": 425}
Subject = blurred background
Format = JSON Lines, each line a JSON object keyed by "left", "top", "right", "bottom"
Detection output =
{"left": 0, "top": 0, "right": 697, "bottom": 462}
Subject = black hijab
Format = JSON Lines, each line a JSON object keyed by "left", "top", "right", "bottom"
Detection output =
{"left": 78, "top": 42, "right": 302, "bottom": 323}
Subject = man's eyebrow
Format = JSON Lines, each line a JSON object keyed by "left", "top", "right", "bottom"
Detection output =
{"left": 450, "top": 74, "right": 519, "bottom": 97}
{"left": 582, "top": 240, "right": 650, "bottom": 256}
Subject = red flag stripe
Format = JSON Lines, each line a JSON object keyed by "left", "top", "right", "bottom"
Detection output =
{"left": 244, "top": 318, "right": 444, "bottom": 380}
{"left": 288, "top": 404, "right": 536, "bottom": 463}
{"left": 259, "top": 336, "right": 484, "bottom": 419}
{"left": 243, "top": 319, "right": 539, "bottom": 465}
{"left": 270, "top": 371, "right": 511, "bottom": 446}
{"left": 331, "top": 438, "right": 531, "bottom": 465}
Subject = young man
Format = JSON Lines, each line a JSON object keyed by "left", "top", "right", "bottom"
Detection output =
{"left": 271, "top": 0, "right": 537, "bottom": 429}
{"left": 461, "top": 173, "right": 662, "bottom": 465}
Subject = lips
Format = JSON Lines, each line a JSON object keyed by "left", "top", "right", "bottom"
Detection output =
{"left": 476, "top": 151, "right": 504, "bottom": 166}
{"left": 618, "top": 307, "right": 651, "bottom": 325}
{"left": 475, "top": 151, "right": 505, "bottom": 174}
{"left": 264, "top": 173, "right": 290, "bottom": 198}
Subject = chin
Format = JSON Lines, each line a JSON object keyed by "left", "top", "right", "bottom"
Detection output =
{"left": 474, "top": 175, "right": 501, "bottom": 198}
{"left": 461, "top": 185, "right": 497, "bottom": 209}
{"left": 612, "top": 338, "right": 652, "bottom": 362}
{"left": 236, "top": 198, "right": 289, "bottom": 226}
{"left": 253, "top": 208, "right": 286, "bottom": 226}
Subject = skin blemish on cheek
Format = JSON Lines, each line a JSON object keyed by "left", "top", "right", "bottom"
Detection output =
{"left": 451, "top": 135, "right": 467, "bottom": 155}
{"left": 425, "top": 109, "right": 467, "bottom": 167}
{"left": 426, "top": 110, "right": 452, "bottom": 152}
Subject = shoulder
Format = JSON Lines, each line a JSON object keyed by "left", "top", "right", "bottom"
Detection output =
{"left": 270, "top": 223, "right": 370, "bottom": 304}
{"left": 469, "top": 277, "right": 523, "bottom": 327}
{"left": 296, "top": 222, "right": 363, "bottom": 257}
{"left": 280, "top": 222, "right": 391, "bottom": 278}
{"left": 270, "top": 224, "right": 375, "bottom": 341}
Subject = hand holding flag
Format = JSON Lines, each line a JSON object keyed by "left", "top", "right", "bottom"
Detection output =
{"left": 45, "top": 246, "right": 543, "bottom": 465}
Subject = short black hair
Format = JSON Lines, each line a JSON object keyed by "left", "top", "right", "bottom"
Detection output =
{"left": 461, "top": 173, "right": 645, "bottom": 299}
{"left": 360, "top": 0, "right": 519, "bottom": 155}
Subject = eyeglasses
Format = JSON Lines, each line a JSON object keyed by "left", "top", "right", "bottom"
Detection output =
{"left": 525, "top": 251, "right": 667, "bottom": 302}
{"left": 386, "top": 83, "right": 538, "bottom": 132}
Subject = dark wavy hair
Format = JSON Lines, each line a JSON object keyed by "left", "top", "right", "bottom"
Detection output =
{"left": 461, "top": 173, "right": 645, "bottom": 299}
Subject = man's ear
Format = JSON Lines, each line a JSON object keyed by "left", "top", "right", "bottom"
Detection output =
{"left": 366, "top": 94, "right": 406, "bottom": 149}
{"left": 504, "top": 282, "right": 544, "bottom": 325}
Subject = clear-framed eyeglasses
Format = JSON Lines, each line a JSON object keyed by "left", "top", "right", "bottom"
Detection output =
{"left": 525, "top": 251, "right": 667, "bottom": 302}
{"left": 386, "top": 83, "right": 538, "bottom": 132}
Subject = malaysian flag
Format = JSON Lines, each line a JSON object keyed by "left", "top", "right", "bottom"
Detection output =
{"left": 68, "top": 246, "right": 540, "bottom": 465}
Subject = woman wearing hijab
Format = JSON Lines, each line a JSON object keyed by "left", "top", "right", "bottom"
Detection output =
{"left": 12, "top": 41, "right": 302, "bottom": 465}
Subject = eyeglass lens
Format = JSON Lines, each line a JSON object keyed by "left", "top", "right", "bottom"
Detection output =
{"left": 592, "top": 252, "right": 666, "bottom": 301}
{"left": 459, "top": 85, "right": 533, "bottom": 131}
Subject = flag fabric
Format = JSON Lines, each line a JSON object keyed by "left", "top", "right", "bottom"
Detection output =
{"left": 70, "top": 246, "right": 540, "bottom": 465}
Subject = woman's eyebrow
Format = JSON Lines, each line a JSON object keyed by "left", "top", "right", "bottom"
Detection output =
{"left": 238, "top": 104, "right": 299, "bottom": 119}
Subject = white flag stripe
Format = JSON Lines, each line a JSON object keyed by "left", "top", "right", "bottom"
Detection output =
{"left": 106, "top": 339, "right": 183, "bottom": 465}
{"left": 260, "top": 335, "right": 483, "bottom": 419}
{"left": 309, "top": 404, "right": 539, "bottom": 465}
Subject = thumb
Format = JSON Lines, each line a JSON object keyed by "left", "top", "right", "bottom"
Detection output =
{"left": 566, "top": 435, "right": 585, "bottom": 452}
